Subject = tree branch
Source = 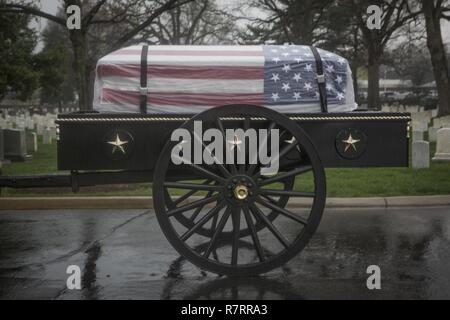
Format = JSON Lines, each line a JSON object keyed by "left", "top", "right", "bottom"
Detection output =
{"left": 111, "top": 0, "right": 194, "bottom": 50}
{"left": 0, "top": 3, "right": 66, "bottom": 25}
{"left": 82, "top": 0, "right": 107, "bottom": 27}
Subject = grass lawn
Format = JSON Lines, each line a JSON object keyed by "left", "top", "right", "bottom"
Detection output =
{"left": 1, "top": 134, "right": 449, "bottom": 197}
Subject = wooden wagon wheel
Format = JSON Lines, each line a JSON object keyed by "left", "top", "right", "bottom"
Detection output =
{"left": 163, "top": 115, "right": 296, "bottom": 239}
{"left": 153, "top": 105, "right": 326, "bottom": 276}
{"left": 164, "top": 177, "right": 295, "bottom": 239}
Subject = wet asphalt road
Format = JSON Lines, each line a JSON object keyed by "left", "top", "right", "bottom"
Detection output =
{"left": 0, "top": 206, "right": 449, "bottom": 300}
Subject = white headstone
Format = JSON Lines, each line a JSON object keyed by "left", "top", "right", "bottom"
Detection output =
{"left": 433, "top": 117, "right": 441, "bottom": 128}
{"left": 26, "top": 131, "right": 38, "bottom": 154}
{"left": 441, "top": 116, "right": 450, "bottom": 127}
{"left": 47, "top": 119, "right": 56, "bottom": 128}
{"left": 428, "top": 127, "right": 438, "bottom": 142}
{"left": 35, "top": 115, "right": 44, "bottom": 127}
{"left": 49, "top": 127, "right": 57, "bottom": 140}
{"left": 431, "top": 109, "right": 438, "bottom": 118}
{"left": 432, "top": 128, "right": 450, "bottom": 161}
{"left": 36, "top": 124, "right": 44, "bottom": 135}
{"left": 412, "top": 121, "right": 427, "bottom": 132}
{"left": 412, "top": 130, "right": 424, "bottom": 142}
{"left": 412, "top": 141, "right": 430, "bottom": 169}
{"left": 43, "top": 128, "right": 52, "bottom": 144}
{"left": 26, "top": 118, "right": 34, "bottom": 130}
{"left": 16, "top": 119, "right": 26, "bottom": 130}
{"left": 408, "top": 105, "right": 419, "bottom": 113}
{"left": 381, "top": 105, "right": 390, "bottom": 113}
{"left": 412, "top": 112, "right": 431, "bottom": 125}
{"left": 9, "top": 116, "right": 16, "bottom": 125}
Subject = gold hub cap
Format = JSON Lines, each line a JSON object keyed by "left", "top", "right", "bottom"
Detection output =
{"left": 234, "top": 185, "right": 249, "bottom": 200}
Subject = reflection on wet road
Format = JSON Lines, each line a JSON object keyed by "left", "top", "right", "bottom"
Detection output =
{"left": 0, "top": 206, "right": 449, "bottom": 299}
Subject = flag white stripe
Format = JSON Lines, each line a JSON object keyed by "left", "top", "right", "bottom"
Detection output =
{"left": 99, "top": 55, "right": 265, "bottom": 66}
{"left": 148, "top": 45, "right": 263, "bottom": 51}
{"left": 112, "top": 45, "right": 263, "bottom": 52}
{"left": 95, "top": 102, "right": 355, "bottom": 114}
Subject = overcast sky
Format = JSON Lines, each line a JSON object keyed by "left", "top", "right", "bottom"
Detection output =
{"left": 31, "top": 0, "right": 450, "bottom": 50}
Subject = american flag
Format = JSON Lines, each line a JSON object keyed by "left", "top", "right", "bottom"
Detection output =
{"left": 263, "top": 45, "right": 348, "bottom": 108}
{"left": 94, "top": 45, "right": 354, "bottom": 114}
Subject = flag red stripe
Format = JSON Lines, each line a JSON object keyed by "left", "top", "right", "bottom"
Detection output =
{"left": 111, "top": 49, "right": 262, "bottom": 56}
{"left": 97, "top": 64, "right": 263, "bottom": 80}
{"left": 101, "top": 88, "right": 263, "bottom": 107}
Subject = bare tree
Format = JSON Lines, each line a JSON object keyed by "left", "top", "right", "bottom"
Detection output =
{"left": 349, "top": 0, "right": 421, "bottom": 109}
{"left": 240, "top": 0, "right": 334, "bottom": 45}
{"left": 240, "top": 0, "right": 364, "bottom": 99}
{"left": 0, "top": 0, "right": 194, "bottom": 110}
{"left": 387, "top": 42, "right": 433, "bottom": 88}
{"left": 421, "top": 0, "right": 450, "bottom": 117}
{"left": 142, "top": 0, "right": 236, "bottom": 44}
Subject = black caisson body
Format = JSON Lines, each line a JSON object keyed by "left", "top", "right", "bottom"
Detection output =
{"left": 57, "top": 111, "right": 410, "bottom": 172}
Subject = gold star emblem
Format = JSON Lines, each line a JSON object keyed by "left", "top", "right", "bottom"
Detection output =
{"left": 107, "top": 134, "right": 129, "bottom": 155}
{"left": 342, "top": 133, "right": 360, "bottom": 152}
{"left": 227, "top": 135, "right": 242, "bottom": 151}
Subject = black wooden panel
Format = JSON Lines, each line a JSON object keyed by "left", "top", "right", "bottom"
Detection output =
{"left": 300, "top": 120, "right": 409, "bottom": 167}
{"left": 57, "top": 112, "right": 409, "bottom": 171}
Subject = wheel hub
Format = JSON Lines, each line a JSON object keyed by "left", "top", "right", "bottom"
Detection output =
{"left": 234, "top": 185, "right": 249, "bottom": 200}
{"left": 225, "top": 175, "right": 256, "bottom": 203}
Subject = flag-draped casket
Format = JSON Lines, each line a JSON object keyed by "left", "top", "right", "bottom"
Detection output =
{"left": 93, "top": 45, "right": 357, "bottom": 114}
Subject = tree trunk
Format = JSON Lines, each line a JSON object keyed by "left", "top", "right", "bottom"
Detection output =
{"left": 352, "top": 26, "right": 360, "bottom": 105}
{"left": 367, "top": 50, "right": 380, "bottom": 110}
{"left": 69, "top": 29, "right": 91, "bottom": 111}
{"left": 422, "top": 0, "right": 450, "bottom": 117}
{"left": 351, "top": 63, "right": 359, "bottom": 104}
{"left": 289, "top": 0, "right": 314, "bottom": 45}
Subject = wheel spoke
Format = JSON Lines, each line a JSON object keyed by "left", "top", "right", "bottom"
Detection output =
{"left": 249, "top": 204, "right": 290, "bottom": 249}
{"left": 243, "top": 206, "right": 265, "bottom": 262}
{"left": 252, "top": 140, "right": 300, "bottom": 179}
{"left": 192, "top": 130, "right": 231, "bottom": 178}
{"left": 190, "top": 190, "right": 215, "bottom": 221}
{"left": 167, "top": 194, "right": 220, "bottom": 217}
{"left": 204, "top": 207, "right": 232, "bottom": 259}
{"left": 258, "top": 165, "right": 312, "bottom": 186}
{"left": 171, "top": 179, "right": 212, "bottom": 206}
{"left": 216, "top": 118, "right": 237, "bottom": 174}
{"left": 209, "top": 207, "right": 220, "bottom": 260}
{"left": 177, "top": 158, "right": 226, "bottom": 184}
{"left": 238, "top": 117, "right": 250, "bottom": 174}
{"left": 247, "top": 121, "right": 276, "bottom": 176}
{"left": 231, "top": 207, "right": 241, "bottom": 266}
{"left": 164, "top": 182, "right": 222, "bottom": 192}
{"left": 180, "top": 201, "right": 226, "bottom": 242}
{"left": 278, "top": 139, "right": 299, "bottom": 160}
{"left": 260, "top": 193, "right": 278, "bottom": 204}
{"left": 256, "top": 197, "right": 308, "bottom": 225}
{"left": 260, "top": 189, "right": 314, "bottom": 198}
